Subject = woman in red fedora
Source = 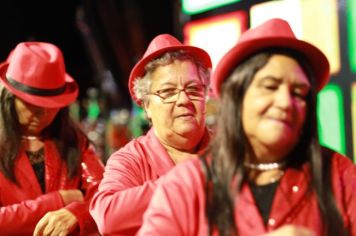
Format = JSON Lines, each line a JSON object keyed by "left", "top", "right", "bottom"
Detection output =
{"left": 0, "top": 42, "right": 104, "bottom": 235}
{"left": 138, "top": 19, "right": 356, "bottom": 236}
{"left": 89, "top": 34, "right": 212, "bottom": 235}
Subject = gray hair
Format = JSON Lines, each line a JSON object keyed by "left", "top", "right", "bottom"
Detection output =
{"left": 133, "top": 50, "right": 211, "bottom": 105}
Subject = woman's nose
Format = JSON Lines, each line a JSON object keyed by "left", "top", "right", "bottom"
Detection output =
{"left": 175, "top": 89, "right": 191, "bottom": 105}
{"left": 274, "top": 87, "right": 293, "bottom": 109}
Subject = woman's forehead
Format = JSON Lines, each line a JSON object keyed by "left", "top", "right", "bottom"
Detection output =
{"left": 150, "top": 62, "right": 202, "bottom": 86}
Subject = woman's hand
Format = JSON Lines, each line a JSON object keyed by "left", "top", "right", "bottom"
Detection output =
{"left": 59, "top": 189, "right": 84, "bottom": 205}
{"left": 262, "top": 225, "right": 315, "bottom": 236}
{"left": 33, "top": 209, "right": 78, "bottom": 236}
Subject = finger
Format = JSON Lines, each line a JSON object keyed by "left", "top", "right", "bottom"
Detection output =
{"left": 33, "top": 214, "right": 50, "bottom": 236}
{"left": 58, "top": 232, "right": 67, "bottom": 236}
{"left": 41, "top": 217, "right": 58, "bottom": 236}
{"left": 50, "top": 225, "right": 67, "bottom": 236}
{"left": 42, "top": 224, "right": 55, "bottom": 236}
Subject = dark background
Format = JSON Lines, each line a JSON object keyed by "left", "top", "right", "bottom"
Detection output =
{"left": 0, "top": 0, "right": 179, "bottom": 110}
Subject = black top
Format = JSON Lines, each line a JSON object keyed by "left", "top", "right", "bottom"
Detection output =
{"left": 26, "top": 148, "right": 46, "bottom": 193}
{"left": 32, "top": 162, "right": 45, "bottom": 193}
{"left": 249, "top": 181, "right": 279, "bottom": 225}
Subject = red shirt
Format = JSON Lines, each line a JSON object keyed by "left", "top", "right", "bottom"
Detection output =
{"left": 90, "top": 127, "right": 210, "bottom": 235}
{"left": 138, "top": 151, "right": 356, "bottom": 236}
{"left": 0, "top": 139, "right": 104, "bottom": 235}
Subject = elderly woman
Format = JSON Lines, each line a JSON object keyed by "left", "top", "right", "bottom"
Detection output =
{"left": 89, "top": 34, "right": 212, "bottom": 235}
{"left": 137, "top": 19, "right": 356, "bottom": 236}
{"left": 0, "top": 42, "right": 104, "bottom": 235}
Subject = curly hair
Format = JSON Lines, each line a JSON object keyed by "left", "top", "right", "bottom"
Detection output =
{"left": 133, "top": 50, "right": 211, "bottom": 105}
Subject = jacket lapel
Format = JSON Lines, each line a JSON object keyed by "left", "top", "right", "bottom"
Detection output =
{"left": 236, "top": 183, "right": 266, "bottom": 234}
{"left": 268, "top": 166, "right": 310, "bottom": 229}
{"left": 43, "top": 140, "right": 64, "bottom": 192}
{"left": 15, "top": 151, "right": 43, "bottom": 196}
{"left": 144, "top": 128, "right": 175, "bottom": 176}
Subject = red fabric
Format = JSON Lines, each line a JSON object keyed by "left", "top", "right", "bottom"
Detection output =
{"left": 212, "top": 18, "right": 329, "bottom": 96}
{"left": 0, "top": 139, "right": 104, "bottom": 235}
{"left": 90, "top": 127, "right": 210, "bottom": 235}
{"left": 138, "top": 151, "right": 356, "bottom": 236}
{"left": 0, "top": 42, "right": 78, "bottom": 108}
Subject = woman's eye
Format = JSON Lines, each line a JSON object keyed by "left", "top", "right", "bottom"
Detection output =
{"left": 159, "top": 88, "right": 177, "bottom": 97}
{"left": 263, "top": 84, "right": 278, "bottom": 90}
{"left": 186, "top": 86, "right": 204, "bottom": 94}
{"left": 293, "top": 91, "right": 307, "bottom": 100}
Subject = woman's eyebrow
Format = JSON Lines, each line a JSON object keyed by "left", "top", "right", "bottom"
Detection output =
{"left": 257, "top": 76, "right": 282, "bottom": 83}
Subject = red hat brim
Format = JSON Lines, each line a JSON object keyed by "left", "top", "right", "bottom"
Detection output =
{"left": 0, "top": 63, "right": 78, "bottom": 108}
{"left": 212, "top": 37, "right": 330, "bottom": 96}
{"left": 128, "top": 45, "right": 212, "bottom": 106}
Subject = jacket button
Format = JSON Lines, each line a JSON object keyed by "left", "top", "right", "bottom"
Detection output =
{"left": 268, "top": 218, "right": 276, "bottom": 226}
{"left": 292, "top": 185, "right": 299, "bottom": 193}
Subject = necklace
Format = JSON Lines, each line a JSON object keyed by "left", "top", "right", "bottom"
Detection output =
{"left": 21, "top": 135, "right": 42, "bottom": 141}
{"left": 244, "top": 160, "right": 286, "bottom": 171}
{"left": 26, "top": 148, "right": 45, "bottom": 164}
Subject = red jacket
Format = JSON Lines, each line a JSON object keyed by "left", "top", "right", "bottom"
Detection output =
{"left": 138, "top": 151, "right": 356, "bottom": 236}
{"left": 90, "top": 128, "right": 210, "bottom": 235}
{"left": 0, "top": 139, "right": 104, "bottom": 235}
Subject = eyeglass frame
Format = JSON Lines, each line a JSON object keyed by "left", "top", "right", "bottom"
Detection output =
{"left": 147, "top": 84, "right": 207, "bottom": 104}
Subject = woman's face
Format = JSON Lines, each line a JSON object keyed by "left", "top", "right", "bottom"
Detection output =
{"left": 242, "top": 54, "right": 310, "bottom": 161}
{"left": 144, "top": 60, "right": 206, "bottom": 150}
{"left": 15, "top": 98, "right": 60, "bottom": 136}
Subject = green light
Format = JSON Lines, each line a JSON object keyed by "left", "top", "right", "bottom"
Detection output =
{"left": 347, "top": 0, "right": 356, "bottom": 73}
{"left": 317, "top": 84, "right": 346, "bottom": 154}
{"left": 181, "top": 0, "right": 241, "bottom": 15}
{"left": 351, "top": 84, "right": 356, "bottom": 162}
{"left": 88, "top": 100, "right": 100, "bottom": 122}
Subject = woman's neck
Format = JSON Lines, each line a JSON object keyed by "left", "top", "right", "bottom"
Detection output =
{"left": 245, "top": 150, "right": 287, "bottom": 185}
{"left": 163, "top": 143, "right": 198, "bottom": 164}
{"left": 154, "top": 129, "right": 203, "bottom": 164}
{"left": 248, "top": 169, "right": 285, "bottom": 186}
{"left": 21, "top": 136, "right": 44, "bottom": 152}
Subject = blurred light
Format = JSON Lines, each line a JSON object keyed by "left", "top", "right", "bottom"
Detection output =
{"left": 250, "top": 0, "right": 340, "bottom": 74}
{"left": 351, "top": 83, "right": 356, "bottom": 161}
{"left": 250, "top": 0, "right": 303, "bottom": 37}
{"left": 183, "top": 11, "right": 247, "bottom": 69}
{"left": 181, "top": 0, "right": 241, "bottom": 15}
{"left": 300, "top": 0, "right": 340, "bottom": 74}
{"left": 317, "top": 84, "right": 346, "bottom": 155}
{"left": 347, "top": 0, "right": 356, "bottom": 73}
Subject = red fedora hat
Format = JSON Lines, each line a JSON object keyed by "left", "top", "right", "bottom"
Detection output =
{"left": 0, "top": 42, "right": 78, "bottom": 108}
{"left": 212, "top": 18, "right": 330, "bottom": 96}
{"left": 128, "top": 34, "right": 212, "bottom": 105}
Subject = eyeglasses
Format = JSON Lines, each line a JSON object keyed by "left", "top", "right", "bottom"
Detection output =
{"left": 148, "top": 85, "right": 206, "bottom": 103}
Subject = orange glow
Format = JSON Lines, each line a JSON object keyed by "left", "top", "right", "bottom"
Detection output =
{"left": 183, "top": 11, "right": 247, "bottom": 69}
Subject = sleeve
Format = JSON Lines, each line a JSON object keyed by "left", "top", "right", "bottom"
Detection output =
{"left": 64, "top": 145, "right": 104, "bottom": 235}
{"left": 137, "top": 160, "right": 204, "bottom": 236}
{"left": 0, "top": 191, "right": 64, "bottom": 234}
{"left": 337, "top": 155, "right": 356, "bottom": 235}
{"left": 89, "top": 149, "right": 160, "bottom": 235}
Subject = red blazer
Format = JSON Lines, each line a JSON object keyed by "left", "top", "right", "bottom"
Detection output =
{"left": 138, "top": 151, "right": 356, "bottom": 236}
{"left": 0, "top": 139, "right": 104, "bottom": 235}
{"left": 90, "top": 127, "right": 210, "bottom": 235}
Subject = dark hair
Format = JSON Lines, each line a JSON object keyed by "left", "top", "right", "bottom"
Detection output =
{"left": 0, "top": 84, "right": 88, "bottom": 183}
{"left": 204, "top": 48, "right": 346, "bottom": 235}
